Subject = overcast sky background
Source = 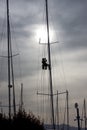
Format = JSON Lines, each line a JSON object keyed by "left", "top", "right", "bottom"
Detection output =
{"left": 0, "top": 0, "right": 87, "bottom": 127}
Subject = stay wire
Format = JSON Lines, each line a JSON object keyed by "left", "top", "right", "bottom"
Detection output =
{"left": 0, "top": 10, "right": 7, "bottom": 88}
{"left": 9, "top": 16, "right": 23, "bottom": 85}
{"left": 48, "top": 0, "right": 68, "bottom": 91}
{"left": 63, "top": 97, "right": 67, "bottom": 129}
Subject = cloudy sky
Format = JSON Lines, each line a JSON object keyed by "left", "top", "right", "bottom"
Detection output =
{"left": 0, "top": 0, "right": 87, "bottom": 127}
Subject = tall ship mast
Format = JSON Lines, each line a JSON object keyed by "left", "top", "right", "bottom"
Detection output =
{"left": 42, "top": 0, "right": 55, "bottom": 129}
{"left": 45, "top": 0, "right": 55, "bottom": 129}
{"left": 6, "top": 0, "right": 16, "bottom": 119}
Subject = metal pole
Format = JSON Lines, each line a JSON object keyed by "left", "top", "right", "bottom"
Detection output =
{"left": 66, "top": 90, "right": 69, "bottom": 130}
{"left": 75, "top": 103, "right": 80, "bottom": 130}
{"left": 7, "top": 0, "right": 11, "bottom": 119}
{"left": 9, "top": 32, "right": 16, "bottom": 116}
{"left": 20, "top": 83, "right": 23, "bottom": 111}
{"left": 45, "top": 0, "right": 55, "bottom": 129}
{"left": 77, "top": 108, "right": 80, "bottom": 130}
{"left": 84, "top": 99, "right": 87, "bottom": 130}
{"left": 57, "top": 91, "right": 59, "bottom": 130}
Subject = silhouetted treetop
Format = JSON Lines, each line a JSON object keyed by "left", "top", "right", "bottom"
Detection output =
{"left": 0, "top": 109, "right": 45, "bottom": 130}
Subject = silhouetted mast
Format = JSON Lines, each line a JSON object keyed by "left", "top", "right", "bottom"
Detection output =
{"left": 7, "top": 0, "right": 11, "bottom": 119}
{"left": 20, "top": 83, "right": 23, "bottom": 111}
{"left": 84, "top": 99, "right": 87, "bottom": 130}
{"left": 10, "top": 32, "right": 16, "bottom": 116}
{"left": 6, "top": 0, "right": 16, "bottom": 118}
{"left": 75, "top": 103, "right": 81, "bottom": 130}
{"left": 45, "top": 0, "right": 55, "bottom": 129}
{"left": 66, "top": 90, "right": 69, "bottom": 130}
{"left": 56, "top": 91, "right": 59, "bottom": 130}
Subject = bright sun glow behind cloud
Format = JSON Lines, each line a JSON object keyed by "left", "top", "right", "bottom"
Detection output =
{"left": 35, "top": 25, "right": 54, "bottom": 43}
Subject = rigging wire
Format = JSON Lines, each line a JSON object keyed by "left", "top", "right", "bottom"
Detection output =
{"left": 8, "top": 10, "right": 23, "bottom": 113}
{"left": 0, "top": 3, "right": 8, "bottom": 113}
{"left": 47, "top": 0, "right": 68, "bottom": 91}
{"left": 8, "top": 9, "right": 25, "bottom": 112}
{"left": 58, "top": 44, "right": 68, "bottom": 90}
{"left": 9, "top": 16, "right": 23, "bottom": 83}
{"left": 0, "top": 8, "right": 7, "bottom": 87}
{"left": 58, "top": 94, "right": 67, "bottom": 127}
{"left": 62, "top": 96, "right": 67, "bottom": 130}
{"left": 0, "top": 1, "right": 23, "bottom": 113}
{"left": 55, "top": 95, "right": 57, "bottom": 127}
{"left": 36, "top": 0, "right": 51, "bottom": 124}
{"left": 36, "top": 42, "right": 41, "bottom": 117}
{"left": 81, "top": 103, "right": 84, "bottom": 129}
{"left": 48, "top": 2, "right": 83, "bottom": 127}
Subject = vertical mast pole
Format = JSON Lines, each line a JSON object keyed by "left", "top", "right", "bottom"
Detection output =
{"left": 45, "top": 0, "right": 55, "bottom": 129}
{"left": 7, "top": 0, "right": 11, "bottom": 119}
{"left": 57, "top": 91, "right": 59, "bottom": 130}
{"left": 84, "top": 99, "right": 86, "bottom": 130}
{"left": 75, "top": 103, "right": 80, "bottom": 130}
{"left": 10, "top": 38, "right": 16, "bottom": 116}
{"left": 20, "top": 83, "right": 23, "bottom": 111}
{"left": 66, "top": 90, "right": 69, "bottom": 130}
